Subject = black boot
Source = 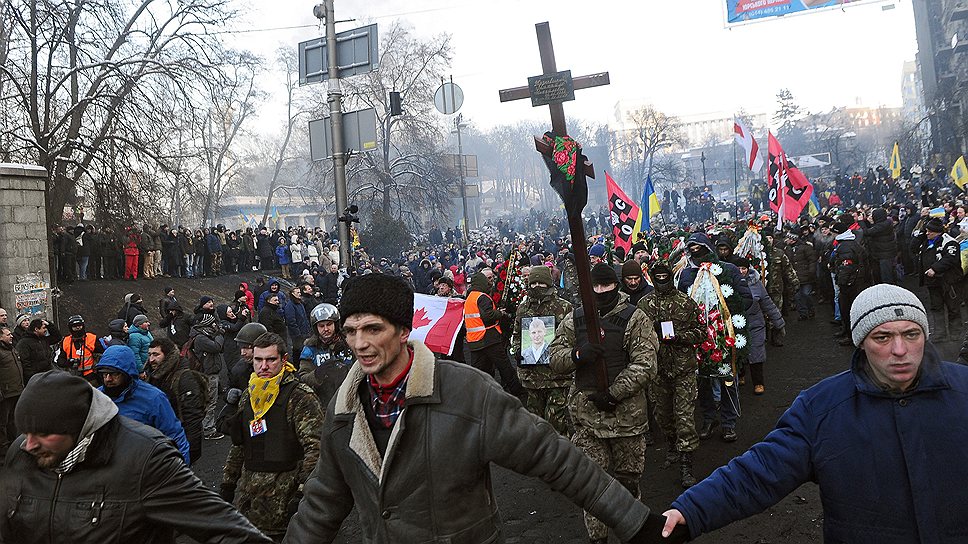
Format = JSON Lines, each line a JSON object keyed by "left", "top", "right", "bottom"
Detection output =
{"left": 698, "top": 420, "right": 719, "bottom": 439}
{"left": 660, "top": 449, "right": 678, "bottom": 470}
{"left": 679, "top": 452, "right": 697, "bottom": 488}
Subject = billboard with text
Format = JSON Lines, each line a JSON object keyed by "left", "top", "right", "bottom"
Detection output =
{"left": 726, "top": 0, "right": 883, "bottom": 25}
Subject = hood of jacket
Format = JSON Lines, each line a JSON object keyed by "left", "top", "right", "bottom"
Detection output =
{"left": 79, "top": 387, "right": 120, "bottom": 442}
{"left": 96, "top": 345, "right": 139, "bottom": 378}
{"left": 469, "top": 272, "right": 491, "bottom": 293}
{"left": 150, "top": 344, "right": 182, "bottom": 380}
{"left": 128, "top": 324, "right": 150, "bottom": 337}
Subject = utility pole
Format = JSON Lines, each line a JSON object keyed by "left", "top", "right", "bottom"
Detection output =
{"left": 321, "top": 0, "right": 351, "bottom": 268}
{"left": 700, "top": 151, "right": 707, "bottom": 188}
{"left": 454, "top": 111, "right": 469, "bottom": 241}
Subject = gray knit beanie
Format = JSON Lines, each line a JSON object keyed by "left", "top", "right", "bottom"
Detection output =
{"left": 850, "top": 284, "right": 929, "bottom": 347}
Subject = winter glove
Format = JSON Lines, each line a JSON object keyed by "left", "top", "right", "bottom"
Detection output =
{"left": 627, "top": 512, "right": 691, "bottom": 543}
{"left": 219, "top": 484, "right": 236, "bottom": 504}
{"left": 572, "top": 341, "right": 605, "bottom": 366}
{"left": 587, "top": 390, "right": 619, "bottom": 412}
{"left": 774, "top": 326, "right": 786, "bottom": 339}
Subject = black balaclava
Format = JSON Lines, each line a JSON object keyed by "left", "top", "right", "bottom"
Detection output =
{"left": 652, "top": 263, "right": 675, "bottom": 294}
{"left": 688, "top": 243, "right": 713, "bottom": 264}
{"left": 591, "top": 263, "right": 620, "bottom": 315}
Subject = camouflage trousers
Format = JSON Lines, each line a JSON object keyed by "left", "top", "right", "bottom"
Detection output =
{"left": 234, "top": 467, "right": 300, "bottom": 537}
{"left": 572, "top": 427, "right": 646, "bottom": 540}
{"left": 653, "top": 372, "right": 698, "bottom": 454}
{"left": 523, "top": 386, "right": 572, "bottom": 438}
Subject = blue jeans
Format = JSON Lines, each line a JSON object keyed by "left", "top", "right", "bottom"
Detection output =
{"left": 183, "top": 254, "right": 194, "bottom": 277}
{"left": 699, "top": 376, "right": 739, "bottom": 429}
{"left": 831, "top": 272, "right": 841, "bottom": 321}
{"left": 76, "top": 256, "right": 89, "bottom": 280}
{"left": 795, "top": 283, "right": 815, "bottom": 318}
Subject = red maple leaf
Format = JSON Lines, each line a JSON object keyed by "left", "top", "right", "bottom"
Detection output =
{"left": 413, "top": 307, "right": 432, "bottom": 329}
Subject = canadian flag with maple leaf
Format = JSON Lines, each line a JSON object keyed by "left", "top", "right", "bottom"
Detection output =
{"left": 411, "top": 293, "right": 465, "bottom": 355}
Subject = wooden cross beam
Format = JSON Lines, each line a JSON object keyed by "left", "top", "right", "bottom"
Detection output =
{"left": 498, "top": 21, "right": 611, "bottom": 392}
{"left": 498, "top": 22, "right": 610, "bottom": 179}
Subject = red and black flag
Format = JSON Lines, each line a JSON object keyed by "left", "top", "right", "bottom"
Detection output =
{"left": 766, "top": 132, "right": 813, "bottom": 222}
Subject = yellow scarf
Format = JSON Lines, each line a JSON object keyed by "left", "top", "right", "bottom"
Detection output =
{"left": 248, "top": 363, "right": 296, "bottom": 420}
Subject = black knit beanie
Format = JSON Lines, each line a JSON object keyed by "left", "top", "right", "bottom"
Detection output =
{"left": 339, "top": 274, "right": 415, "bottom": 330}
{"left": 591, "top": 263, "right": 618, "bottom": 285}
{"left": 16, "top": 370, "right": 92, "bottom": 437}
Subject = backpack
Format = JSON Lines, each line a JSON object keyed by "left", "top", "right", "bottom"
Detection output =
{"left": 171, "top": 368, "right": 211, "bottom": 416}
{"left": 180, "top": 337, "right": 203, "bottom": 372}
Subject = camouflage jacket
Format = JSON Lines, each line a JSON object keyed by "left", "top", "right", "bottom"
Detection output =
{"left": 549, "top": 292, "right": 657, "bottom": 438}
{"left": 766, "top": 246, "right": 799, "bottom": 297}
{"left": 512, "top": 288, "right": 573, "bottom": 389}
{"left": 221, "top": 371, "right": 323, "bottom": 535}
{"left": 637, "top": 289, "right": 704, "bottom": 380}
{"left": 557, "top": 257, "right": 581, "bottom": 306}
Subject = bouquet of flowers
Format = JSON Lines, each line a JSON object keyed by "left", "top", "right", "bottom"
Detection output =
{"left": 689, "top": 261, "right": 748, "bottom": 377}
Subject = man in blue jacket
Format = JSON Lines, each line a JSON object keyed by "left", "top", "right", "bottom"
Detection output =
{"left": 660, "top": 284, "right": 968, "bottom": 543}
{"left": 96, "top": 345, "right": 191, "bottom": 464}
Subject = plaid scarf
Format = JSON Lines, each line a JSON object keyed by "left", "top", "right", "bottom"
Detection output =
{"left": 367, "top": 350, "right": 413, "bottom": 429}
{"left": 54, "top": 433, "right": 95, "bottom": 474}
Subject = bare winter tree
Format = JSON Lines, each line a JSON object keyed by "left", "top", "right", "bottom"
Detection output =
{"left": 340, "top": 22, "right": 456, "bottom": 229}
{"left": 625, "top": 105, "right": 687, "bottom": 186}
{"left": 0, "top": 0, "right": 242, "bottom": 227}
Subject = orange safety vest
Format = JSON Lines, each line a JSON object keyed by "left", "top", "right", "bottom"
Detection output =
{"left": 62, "top": 333, "right": 98, "bottom": 376}
{"left": 463, "top": 291, "right": 501, "bottom": 343}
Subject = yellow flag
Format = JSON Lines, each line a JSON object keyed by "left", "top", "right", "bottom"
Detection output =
{"left": 889, "top": 142, "right": 901, "bottom": 179}
{"left": 953, "top": 155, "right": 968, "bottom": 190}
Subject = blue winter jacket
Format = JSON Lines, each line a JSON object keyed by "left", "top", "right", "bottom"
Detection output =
{"left": 284, "top": 300, "right": 311, "bottom": 339}
{"left": 672, "top": 344, "right": 968, "bottom": 543}
{"left": 96, "top": 345, "right": 191, "bottom": 464}
{"left": 275, "top": 244, "right": 291, "bottom": 266}
{"left": 257, "top": 281, "right": 289, "bottom": 311}
{"left": 126, "top": 325, "right": 153, "bottom": 373}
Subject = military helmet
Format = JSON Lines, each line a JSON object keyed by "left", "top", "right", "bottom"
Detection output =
{"left": 236, "top": 322, "right": 268, "bottom": 346}
{"left": 309, "top": 303, "right": 340, "bottom": 326}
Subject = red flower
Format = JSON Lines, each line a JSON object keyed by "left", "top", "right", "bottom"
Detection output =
{"left": 700, "top": 340, "right": 714, "bottom": 352}
{"left": 711, "top": 350, "right": 723, "bottom": 362}
{"left": 725, "top": 336, "right": 736, "bottom": 347}
{"left": 553, "top": 150, "right": 569, "bottom": 165}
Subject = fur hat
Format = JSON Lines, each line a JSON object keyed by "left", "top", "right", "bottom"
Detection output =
{"left": 925, "top": 218, "right": 945, "bottom": 234}
{"left": 339, "top": 274, "right": 414, "bottom": 331}
{"left": 850, "top": 284, "right": 929, "bottom": 347}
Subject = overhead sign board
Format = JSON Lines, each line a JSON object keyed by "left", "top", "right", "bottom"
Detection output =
{"left": 309, "top": 108, "right": 378, "bottom": 161}
{"left": 299, "top": 23, "right": 379, "bottom": 85}
{"left": 444, "top": 154, "right": 479, "bottom": 177}
{"left": 726, "top": 0, "right": 887, "bottom": 25}
{"left": 527, "top": 70, "right": 575, "bottom": 107}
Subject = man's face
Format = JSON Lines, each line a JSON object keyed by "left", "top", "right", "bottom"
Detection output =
{"left": 34, "top": 322, "right": 48, "bottom": 337}
{"left": 623, "top": 275, "right": 641, "bottom": 290}
{"left": 436, "top": 283, "right": 452, "bottom": 296}
{"left": 482, "top": 269, "right": 495, "bottom": 286}
{"left": 147, "top": 346, "right": 165, "bottom": 369}
{"left": 268, "top": 295, "right": 279, "bottom": 306}
{"left": 330, "top": 264, "right": 338, "bottom": 274}
{"left": 634, "top": 250, "right": 648, "bottom": 264}
{"left": 99, "top": 369, "right": 126, "bottom": 389}
{"left": 343, "top": 313, "right": 409, "bottom": 383}
{"left": 0, "top": 309, "right": 6, "bottom": 324}
{"left": 529, "top": 320, "right": 546, "bottom": 347}
{"left": 291, "top": 289, "right": 302, "bottom": 301}
{"left": 316, "top": 320, "right": 336, "bottom": 342}
{"left": 589, "top": 255, "right": 602, "bottom": 265}
{"left": 861, "top": 321, "right": 925, "bottom": 392}
{"left": 139, "top": 320, "right": 150, "bottom": 331}
{"left": 785, "top": 237, "right": 796, "bottom": 245}
{"left": 592, "top": 283, "right": 617, "bottom": 294}
{"left": 0, "top": 328, "right": 12, "bottom": 344}
{"left": 927, "top": 230, "right": 941, "bottom": 240}
{"left": 253, "top": 345, "right": 286, "bottom": 378}
{"left": 240, "top": 344, "right": 254, "bottom": 362}
{"left": 716, "top": 245, "right": 730, "bottom": 259}
{"left": 203, "top": 300, "right": 214, "bottom": 310}
{"left": 23, "top": 433, "right": 76, "bottom": 469}
{"left": 70, "top": 324, "right": 84, "bottom": 335}
{"left": 270, "top": 283, "right": 279, "bottom": 292}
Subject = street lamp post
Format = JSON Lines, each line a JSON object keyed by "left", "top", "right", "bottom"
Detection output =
{"left": 700, "top": 151, "right": 707, "bottom": 189}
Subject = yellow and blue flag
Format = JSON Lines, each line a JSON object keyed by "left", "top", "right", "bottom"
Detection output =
{"left": 633, "top": 174, "right": 661, "bottom": 236}
{"left": 929, "top": 207, "right": 945, "bottom": 218}
{"left": 889, "top": 141, "right": 902, "bottom": 179}
{"left": 952, "top": 155, "right": 968, "bottom": 190}
{"left": 807, "top": 192, "right": 821, "bottom": 217}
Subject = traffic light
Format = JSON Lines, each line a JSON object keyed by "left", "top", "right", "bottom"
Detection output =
{"left": 339, "top": 204, "right": 360, "bottom": 224}
{"left": 389, "top": 91, "right": 402, "bottom": 116}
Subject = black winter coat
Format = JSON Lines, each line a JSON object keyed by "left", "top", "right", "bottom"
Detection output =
{"left": 863, "top": 218, "right": 898, "bottom": 260}
{"left": 785, "top": 240, "right": 818, "bottom": 285}
{"left": 15, "top": 334, "right": 54, "bottom": 384}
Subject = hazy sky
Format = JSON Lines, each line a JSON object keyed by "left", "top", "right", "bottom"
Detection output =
{"left": 236, "top": 0, "right": 918, "bottom": 133}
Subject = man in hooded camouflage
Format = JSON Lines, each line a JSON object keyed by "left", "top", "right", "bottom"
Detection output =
{"left": 637, "top": 260, "right": 704, "bottom": 489}
{"left": 549, "top": 263, "right": 658, "bottom": 544}
{"left": 512, "top": 265, "right": 574, "bottom": 437}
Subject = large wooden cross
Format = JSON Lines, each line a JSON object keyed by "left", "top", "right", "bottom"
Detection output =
{"left": 498, "top": 22, "right": 611, "bottom": 392}
{"left": 498, "top": 22, "right": 609, "bottom": 178}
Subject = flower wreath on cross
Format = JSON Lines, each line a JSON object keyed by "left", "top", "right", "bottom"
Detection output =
{"left": 542, "top": 134, "right": 579, "bottom": 183}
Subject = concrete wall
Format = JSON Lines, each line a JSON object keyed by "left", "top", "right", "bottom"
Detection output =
{"left": 0, "top": 164, "right": 52, "bottom": 319}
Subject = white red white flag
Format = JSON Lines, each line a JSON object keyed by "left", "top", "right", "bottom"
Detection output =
{"left": 734, "top": 119, "right": 763, "bottom": 173}
{"left": 411, "top": 293, "right": 465, "bottom": 356}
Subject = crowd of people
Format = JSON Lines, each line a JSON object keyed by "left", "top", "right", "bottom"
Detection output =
{"left": 2, "top": 159, "right": 968, "bottom": 542}
{"left": 51, "top": 223, "right": 343, "bottom": 283}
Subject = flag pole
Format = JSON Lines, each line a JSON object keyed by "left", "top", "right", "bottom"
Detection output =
{"left": 732, "top": 135, "right": 739, "bottom": 218}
